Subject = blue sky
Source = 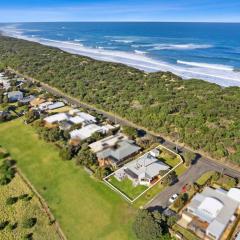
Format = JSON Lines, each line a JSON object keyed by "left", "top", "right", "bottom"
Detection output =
{"left": 0, "top": 0, "right": 240, "bottom": 22}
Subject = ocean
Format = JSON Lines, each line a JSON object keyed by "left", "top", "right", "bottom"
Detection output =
{"left": 0, "top": 22, "right": 240, "bottom": 86}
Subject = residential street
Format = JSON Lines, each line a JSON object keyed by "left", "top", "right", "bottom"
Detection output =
{"left": 12, "top": 73, "right": 240, "bottom": 210}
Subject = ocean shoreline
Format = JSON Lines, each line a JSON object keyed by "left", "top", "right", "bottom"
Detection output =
{"left": 1, "top": 23, "right": 240, "bottom": 87}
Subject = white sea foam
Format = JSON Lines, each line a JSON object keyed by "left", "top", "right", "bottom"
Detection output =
{"left": 177, "top": 60, "right": 234, "bottom": 71}
{"left": 131, "top": 43, "right": 213, "bottom": 50}
{"left": 134, "top": 50, "right": 147, "bottom": 55}
{"left": 1, "top": 25, "right": 240, "bottom": 87}
{"left": 112, "top": 39, "right": 134, "bottom": 43}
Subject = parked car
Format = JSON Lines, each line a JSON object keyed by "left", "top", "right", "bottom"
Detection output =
{"left": 169, "top": 193, "right": 179, "bottom": 203}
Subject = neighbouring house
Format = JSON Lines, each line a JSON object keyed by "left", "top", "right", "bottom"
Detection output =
{"left": 68, "top": 109, "right": 97, "bottom": 126}
{"left": 0, "top": 76, "right": 11, "bottom": 90}
{"left": 89, "top": 133, "right": 127, "bottom": 153}
{"left": 30, "top": 97, "right": 46, "bottom": 107}
{"left": 44, "top": 113, "right": 70, "bottom": 125}
{"left": 70, "top": 124, "right": 113, "bottom": 141}
{"left": 69, "top": 109, "right": 81, "bottom": 115}
{"left": 19, "top": 95, "right": 36, "bottom": 104}
{"left": 97, "top": 140, "right": 141, "bottom": 167}
{"left": 38, "top": 101, "right": 53, "bottom": 111}
{"left": 59, "top": 121, "right": 74, "bottom": 131}
{"left": 75, "top": 111, "right": 97, "bottom": 124}
{"left": 179, "top": 187, "right": 240, "bottom": 240}
{"left": 7, "top": 91, "right": 23, "bottom": 102}
{"left": 47, "top": 102, "right": 65, "bottom": 110}
{"left": 69, "top": 116, "right": 85, "bottom": 125}
{"left": 115, "top": 150, "right": 170, "bottom": 186}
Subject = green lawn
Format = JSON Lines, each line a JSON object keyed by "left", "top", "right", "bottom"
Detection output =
{"left": 109, "top": 176, "right": 148, "bottom": 200}
{"left": 196, "top": 171, "right": 215, "bottom": 186}
{"left": 0, "top": 119, "right": 137, "bottom": 240}
{"left": 172, "top": 224, "right": 201, "bottom": 240}
{"left": 134, "top": 183, "right": 165, "bottom": 208}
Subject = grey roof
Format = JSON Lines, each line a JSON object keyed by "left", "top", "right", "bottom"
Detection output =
{"left": 187, "top": 187, "right": 239, "bottom": 240}
{"left": 8, "top": 91, "right": 23, "bottom": 98}
{"left": 19, "top": 95, "right": 35, "bottom": 103}
{"left": 48, "top": 102, "right": 65, "bottom": 110}
{"left": 125, "top": 153, "right": 170, "bottom": 180}
{"left": 97, "top": 140, "right": 140, "bottom": 163}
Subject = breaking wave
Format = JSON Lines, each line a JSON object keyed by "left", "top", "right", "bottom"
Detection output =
{"left": 1, "top": 25, "right": 240, "bottom": 87}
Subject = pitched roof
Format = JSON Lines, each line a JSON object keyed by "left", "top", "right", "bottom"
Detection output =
{"left": 97, "top": 140, "right": 141, "bottom": 162}
{"left": 187, "top": 187, "right": 240, "bottom": 239}
{"left": 125, "top": 152, "right": 170, "bottom": 180}
{"left": 70, "top": 124, "right": 107, "bottom": 140}
{"left": 89, "top": 133, "right": 127, "bottom": 153}
{"left": 44, "top": 113, "right": 69, "bottom": 124}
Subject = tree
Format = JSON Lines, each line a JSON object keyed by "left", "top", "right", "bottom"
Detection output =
{"left": 133, "top": 210, "right": 163, "bottom": 240}
{"left": 25, "top": 110, "right": 39, "bottom": 124}
{"left": 184, "top": 151, "right": 196, "bottom": 167}
{"left": 167, "top": 215, "right": 178, "bottom": 227}
{"left": 76, "top": 144, "right": 97, "bottom": 167}
{"left": 22, "top": 233, "right": 33, "bottom": 240}
{"left": 0, "top": 221, "right": 9, "bottom": 230}
{"left": 161, "top": 171, "right": 178, "bottom": 186}
{"left": 122, "top": 126, "right": 138, "bottom": 140}
{"left": 6, "top": 196, "right": 18, "bottom": 205}
{"left": 22, "top": 218, "right": 37, "bottom": 228}
{"left": 59, "top": 147, "right": 72, "bottom": 160}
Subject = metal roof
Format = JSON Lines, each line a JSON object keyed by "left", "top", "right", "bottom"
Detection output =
{"left": 97, "top": 140, "right": 140, "bottom": 162}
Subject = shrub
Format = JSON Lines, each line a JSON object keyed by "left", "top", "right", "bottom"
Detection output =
{"left": 7, "top": 222, "right": 18, "bottom": 230}
{"left": 22, "top": 233, "right": 33, "bottom": 240}
{"left": 133, "top": 210, "right": 163, "bottom": 240}
{"left": 0, "top": 177, "right": 11, "bottom": 185}
{"left": 6, "top": 196, "right": 18, "bottom": 205}
{"left": 0, "top": 221, "right": 9, "bottom": 230}
{"left": 22, "top": 218, "right": 37, "bottom": 228}
{"left": 19, "top": 194, "right": 32, "bottom": 201}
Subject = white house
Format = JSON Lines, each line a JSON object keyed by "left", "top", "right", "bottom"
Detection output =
{"left": 115, "top": 149, "right": 170, "bottom": 186}
{"left": 70, "top": 124, "right": 112, "bottom": 141}
{"left": 182, "top": 187, "right": 240, "bottom": 240}
{"left": 44, "top": 113, "right": 70, "bottom": 124}
{"left": 38, "top": 101, "right": 53, "bottom": 111}
{"left": 75, "top": 112, "right": 97, "bottom": 123}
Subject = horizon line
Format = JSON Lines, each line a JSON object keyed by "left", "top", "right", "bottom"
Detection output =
{"left": 0, "top": 20, "right": 240, "bottom": 24}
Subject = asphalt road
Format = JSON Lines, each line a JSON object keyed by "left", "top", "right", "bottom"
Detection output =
{"left": 146, "top": 160, "right": 217, "bottom": 210}
{"left": 40, "top": 83, "right": 240, "bottom": 178}
{"left": 21, "top": 79, "right": 240, "bottom": 209}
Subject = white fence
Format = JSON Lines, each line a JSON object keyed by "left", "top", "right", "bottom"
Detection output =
{"left": 103, "top": 144, "right": 184, "bottom": 204}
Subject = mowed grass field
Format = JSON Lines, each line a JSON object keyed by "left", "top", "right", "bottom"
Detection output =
{"left": 0, "top": 119, "right": 137, "bottom": 240}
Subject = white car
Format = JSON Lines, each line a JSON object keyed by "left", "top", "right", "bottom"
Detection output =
{"left": 169, "top": 193, "right": 179, "bottom": 203}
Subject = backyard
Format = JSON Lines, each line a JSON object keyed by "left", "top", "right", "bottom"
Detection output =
{"left": 0, "top": 119, "right": 137, "bottom": 240}
{"left": 105, "top": 146, "right": 186, "bottom": 206}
